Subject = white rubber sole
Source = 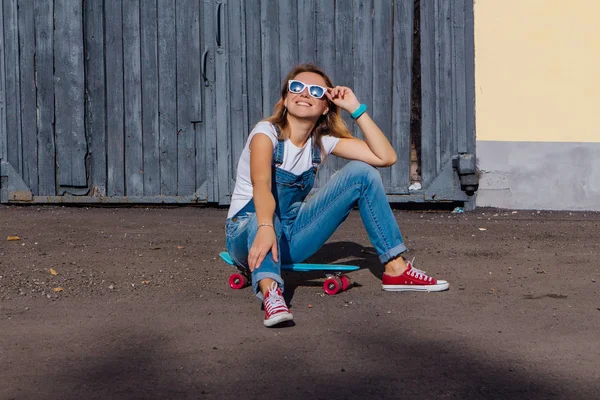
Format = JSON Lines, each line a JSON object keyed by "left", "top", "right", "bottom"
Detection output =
{"left": 382, "top": 280, "right": 449, "bottom": 292}
{"left": 264, "top": 311, "right": 294, "bottom": 327}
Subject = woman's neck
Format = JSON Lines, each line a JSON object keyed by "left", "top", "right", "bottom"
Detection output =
{"left": 285, "top": 115, "right": 317, "bottom": 147}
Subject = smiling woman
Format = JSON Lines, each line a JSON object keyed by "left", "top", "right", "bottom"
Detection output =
{"left": 224, "top": 64, "right": 449, "bottom": 328}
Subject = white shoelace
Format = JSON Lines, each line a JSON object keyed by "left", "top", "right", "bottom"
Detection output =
{"left": 407, "top": 258, "right": 433, "bottom": 282}
{"left": 264, "top": 282, "right": 288, "bottom": 314}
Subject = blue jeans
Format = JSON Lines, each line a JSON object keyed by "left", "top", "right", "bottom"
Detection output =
{"left": 225, "top": 161, "right": 407, "bottom": 299}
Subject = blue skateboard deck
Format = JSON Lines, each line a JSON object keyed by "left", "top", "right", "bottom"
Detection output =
{"left": 219, "top": 252, "right": 359, "bottom": 272}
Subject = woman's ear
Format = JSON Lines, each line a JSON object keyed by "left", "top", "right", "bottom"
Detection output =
{"left": 323, "top": 108, "right": 329, "bottom": 115}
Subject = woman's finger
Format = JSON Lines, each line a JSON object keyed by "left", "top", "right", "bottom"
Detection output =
{"left": 255, "top": 252, "right": 265, "bottom": 270}
{"left": 271, "top": 241, "right": 279, "bottom": 263}
{"left": 248, "top": 249, "right": 256, "bottom": 271}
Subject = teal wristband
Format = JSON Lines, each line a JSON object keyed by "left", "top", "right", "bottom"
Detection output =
{"left": 351, "top": 104, "right": 367, "bottom": 120}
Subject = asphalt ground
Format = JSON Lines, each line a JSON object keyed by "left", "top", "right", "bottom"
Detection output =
{"left": 1, "top": 205, "right": 599, "bottom": 399}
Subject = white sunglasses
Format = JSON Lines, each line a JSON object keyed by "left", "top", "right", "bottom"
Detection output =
{"left": 288, "top": 80, "right": 328, "bottom": 99}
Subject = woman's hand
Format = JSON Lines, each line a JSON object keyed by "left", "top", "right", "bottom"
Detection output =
{"left": 325, "top": 86, "right": 361, "bottom": 115}
{"left": 248, "top": 225, "right": 278, "bottom": 272}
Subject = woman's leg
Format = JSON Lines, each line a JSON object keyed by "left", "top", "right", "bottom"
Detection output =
{"left": 287, "top": 161, "right": 407, "bottom": 265}
{"left": 226, "top": 212, "right": 284, "bottom": 300}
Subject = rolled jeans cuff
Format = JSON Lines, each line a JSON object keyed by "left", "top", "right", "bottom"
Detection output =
{"left": 378, "top": 243, "right": 408, "bottom": 264}
{"left": 252, "top": 271, "right": 284, "bottom": 301}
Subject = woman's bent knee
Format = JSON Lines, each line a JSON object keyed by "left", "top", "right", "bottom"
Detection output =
{"left": 342, "top": 160, "right": 381, "bottom": 184}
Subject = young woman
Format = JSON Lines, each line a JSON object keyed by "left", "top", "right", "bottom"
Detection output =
{"left": 226, "top": 64, "right": 448, "bottom": 327}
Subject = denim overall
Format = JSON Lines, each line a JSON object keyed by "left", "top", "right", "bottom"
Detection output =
{"left": 226, "top": 133, "right": 407, "bottom": 299}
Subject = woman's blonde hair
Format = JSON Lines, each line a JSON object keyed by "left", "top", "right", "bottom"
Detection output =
{"left": 265, "top": 64, "right": 353, "bottom": 153}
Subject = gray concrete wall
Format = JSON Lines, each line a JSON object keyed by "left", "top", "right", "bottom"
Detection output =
{"left": 476, "top": 141, "right": 600, "bottom": 211}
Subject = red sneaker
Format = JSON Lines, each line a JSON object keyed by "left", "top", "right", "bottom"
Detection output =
{"left": 263, "top": 282, "right": 293, "bottom": 327}
{"left": 382, "top": 259, "right": 449, "bottom": 292}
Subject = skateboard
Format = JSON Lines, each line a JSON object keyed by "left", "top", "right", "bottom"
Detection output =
{"left": 219, "top": 252, "right": 359, "bottom": 295}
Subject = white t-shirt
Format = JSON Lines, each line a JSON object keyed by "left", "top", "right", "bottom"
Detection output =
{"left": 227, "top": 121, "right": 340, "bottom": 218}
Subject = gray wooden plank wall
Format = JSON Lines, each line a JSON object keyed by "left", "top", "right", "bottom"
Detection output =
{"left": 0, "top": 2, "right": 6, "bottom": 162}
{"left": 298, "top": 0, "right": 316, "bottom": 64}
{"left": 420, "top": 0, "right": 475, "bottom": 187}
{"left": 157, "top": 0, "right": 177, "bottom": 196}
{"left": 234, "top": 0, "right": 416, "bottom": 195}
{"left": 373, "top": 0, "right": 394, "bottom": 189}
{"left": 391, "top": 0, "right": 414, "bottom": 193}
{"left": 315, "top": 0, "right": 336, "bottom": 189}
{"left": 332, "top": 0, "right": 354, "bottom": 175}
{"left": 17, "top": 0, "right": 36, "bottom": 193}
{"left": 202, "top": 0, "right": 218, "bottom": 202}
{"left": 123, "top": 0, "right": 144, "bottom": 196}
{"left": 464, "top": 0, "right": 476, "bottom": 156}
{"left": 35, "top": 0, "right": 56, "bottom": 196}
{"left": 215, "top": 0, "right": 232, "bottom": 203}
{"left": 1, "top": 0, "right": 213, "bottom": 200}
{"left": 3, "top": 0, "right": 21, "bottom": 173}
{"left": 55, "top": 0, "right": 86, "bottom": 189}
{"left": 105, "top": 0, "right": 125, "bottom": 196}
{"left": 228, "top": 0, "right": 247, "bottom": 187}
{"left": 260, "top": 0, "right": 280, "bottom": 117}
{"left": 420, "top": 0, "right": 437, "bottom": 188}
{"left": 141, "top": 0, "right": 160, "bottom": 196}
{"left": 176, "top": 0, "right": 195, "bottom": 196}
{"left": 0, "top": 0, "right": 475, "bottom": 205}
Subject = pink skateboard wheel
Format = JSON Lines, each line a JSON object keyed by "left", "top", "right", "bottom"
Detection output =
{"left": 323, "top": 277, "right": 342, "bottom": 295}
{"left": 229, "top": 273, "right": 248, "bottom": 289}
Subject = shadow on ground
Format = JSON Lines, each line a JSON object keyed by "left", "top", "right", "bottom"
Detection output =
{"left": 6, "top": 324, "right": 592, "bottom": 400}
{"left": 282, "top": 241, "right": 384, "bottom": 305}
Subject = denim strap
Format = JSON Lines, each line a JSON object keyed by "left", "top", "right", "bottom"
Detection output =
{"left": 312, "top": 143, "right": 321, "bottom": 168}
{"left": 272, "top": 124, "right": 285, "bottom": 166}
{"left": 271, "top": 123, "right": 321, "bottom": 168}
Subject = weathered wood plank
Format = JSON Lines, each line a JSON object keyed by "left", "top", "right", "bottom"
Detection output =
{"left": 84, "top": 0, "right": 106, "bottom": 196}
{"left": 123, "top": 0, "right": 144, "bottom": 196}
{"left": 3, "top": 0, "right": 21, "bottom": 172}
{"left": 390, "top": 0, "right": 413, "bottom": 192}
{"left": 157, "top": 0, "right": 177, "bottom": 195}
{"left": 202, "top": 0, "right": 218, "bottom": 202}
{"left": 18, "top": 0, "right": 37, "bottom": 193}
{"left": 215, "top": 0, "right": 231, "bottom": 203}
{"left": 54, "top": 0, "right": 87, "bottom": 187}
{"left": 261, "top": 0, "right": 280, "bottom": 114}
{"left": 297, "top": 0, "right": 316, "bottom": 64}
{"left": 352, "top": 0, "right": 373, "bottom": 141}
{"left": 0, "top": 3, "right": 6, "bottom": 162}
{"left": 279, "top": 0, "right": 298, "bottom": 77}
{"left": 228, "top": 0, "right": 247, "bottom": 180}
{"left": 373, "top": 0, "right": 393, "bottom": 188}
{"left": 35, "top": 0, "right": 57, "bottom": 196}
{"left": 105, "top": 0, "right": 125, "bottom": 195}
{"left": 315, "top": 0, "right": 335, "bottom": 188}
{"left": 190, "top": 1, "right": 202, "bottom": 124}
{"left": 464, "top": 0, "right": 476, "bottom": 155}
{"left": 438, "top": 0, "right": 454, "bottom": 166}
{"left": 419, "top": 0, "right": 437, "bottom": 187}
{"left": 453, "top": 0, "right": 467, "bottom": 154}
{"left": 192, "top": 0, "right": 205, "bottom": 199}
{"left": 141, "top": 0, "right": 160, "bottom": 196}
{"left": 176, "top": 0, "right": 197, "bottom": 196}
{"left": 333, "top": 0, "right": 354, "bottom": 172}
{"left": 244, "top": 0, "right": 262, "bottom": 124}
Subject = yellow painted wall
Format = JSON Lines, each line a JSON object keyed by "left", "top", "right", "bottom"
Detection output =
{"left": 475, "top": 0, "right": 600, "bottom": 143}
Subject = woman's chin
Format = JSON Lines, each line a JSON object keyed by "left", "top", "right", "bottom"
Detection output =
{"left": 288, "top": 109, "right": 321, "bottom": 120}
